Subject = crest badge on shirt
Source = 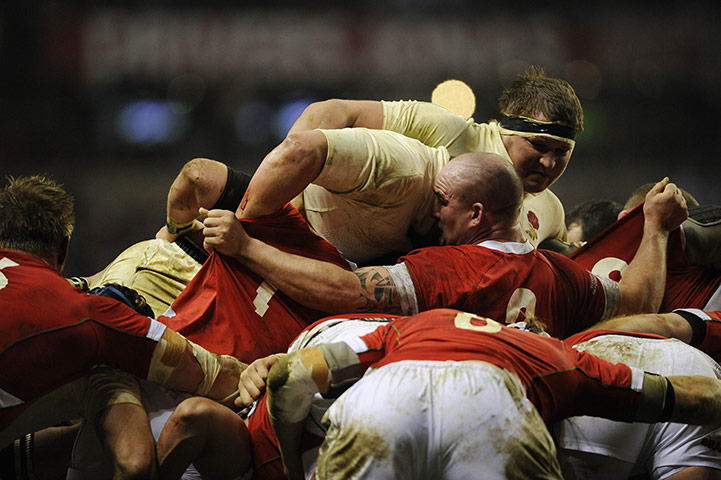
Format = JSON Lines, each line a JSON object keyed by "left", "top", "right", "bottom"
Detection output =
{"left": 525, "top": 210, "right": 539, "bottom": 242}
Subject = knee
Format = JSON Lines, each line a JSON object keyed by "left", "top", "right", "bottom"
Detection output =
{"left": 167, "top": 397, "right": 217, "bottom": 435}
{"left": 113, "top": 451, "right": 156, "bottom": 480}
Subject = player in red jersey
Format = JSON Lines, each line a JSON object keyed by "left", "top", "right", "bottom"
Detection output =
{"left": 266, "top": 308, "right": 721, "bottom": 479}
{"left": 0, "top": 176, "right": 247, "bottom": 479}
{"left": 65, "top": 170, "right": 351, "bottom": 479}
{"left": 201, "top": 151, "right": 688, "bottom": 338}
{"left": 144, "top": 308, "right": 721, "bottom": 480}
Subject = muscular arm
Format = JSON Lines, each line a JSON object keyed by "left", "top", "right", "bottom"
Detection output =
{"left": 583, "top": 312, "right": 693, "bottom": 343}
{"left": 202, "top": 208, "right": 403, "bottom": 314}
{"left": 239, "top": 130, "right": 328, "bottom": 218}
{"left": 238, "top": 100, "right": 381, "bottom": 219}
{"left": 615, "top": 178, "right": 688, "bottom": 315}
{"left": 667, "top": 375, "right": 721, "bottom": 425}
{"left": 286, "top": 99, "right": 383, "bottom": 135}
{"left": 157, "top": 158, "right": 228, "bottom": 241}
{"left": 150, "top": 328, "right": 246, "bottom": 406}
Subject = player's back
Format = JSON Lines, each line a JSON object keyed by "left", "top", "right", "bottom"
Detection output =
{"left": 400, "top": 242, "right": 610, "bottom": 338}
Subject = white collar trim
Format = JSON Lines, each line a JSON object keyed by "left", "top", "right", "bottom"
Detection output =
{"left": 478, "top": 239, "right": 534, "bottom": 254}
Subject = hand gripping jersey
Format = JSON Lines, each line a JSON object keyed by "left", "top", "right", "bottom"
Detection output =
{"left": 159, "top": 204, "right": 352, "bottom": 363}
{"left": 390, "top": 240, "right": 617, "bottom": 338}
{"left": 349, "top": 309, "right": 644, "bottom": 424}
{"left": 0, "top": 250, "right": 164, "bottom": 432}
{"left": 571, "top": 204, "right": 721, "bottom": 312}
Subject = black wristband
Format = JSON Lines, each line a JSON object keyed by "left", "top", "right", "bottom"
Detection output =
{"left": 658, "top": 378, "right": 676, "bottom": 422}
{"left": 166, "top": 218, "right": 195, "bottom": 235}
{"left": 674, "top": 309, "right": 707, "bottom": 348}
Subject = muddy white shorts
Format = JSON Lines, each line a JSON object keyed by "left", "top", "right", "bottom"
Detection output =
{"left": 316, "top": 359, "right": 562, "bottom": 480}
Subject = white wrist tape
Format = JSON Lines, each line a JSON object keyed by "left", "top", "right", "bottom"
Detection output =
{"left": 188, "top": 339, "right": 223, "bottom": 396}
{"left": 267, "top": 352, "right": 322, "bottom": 424}
{"left": 147, "top": 329, "right": 223, "bottom": 396}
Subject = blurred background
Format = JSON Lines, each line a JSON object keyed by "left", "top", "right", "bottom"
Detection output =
{"left": 1, "top": 1, "right": 720, "bottom": 275}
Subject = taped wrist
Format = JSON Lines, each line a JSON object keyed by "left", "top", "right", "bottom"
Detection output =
{"left": 188, "top": 340, "right": 224, "bottom": 396}
{"left": 217, "top": 355, "right": 246, "bottom": 404}
{"left": 318, "top": 341, "right": 364, "bottom": 397}
{"left": 267, "top": 351, "right": 323, "bottom": 424}
{"left": 166, "top": 217, "right": 195, "bottom": 235}
{"left": 147, "top": 329, "right": 224, "bottom": 396}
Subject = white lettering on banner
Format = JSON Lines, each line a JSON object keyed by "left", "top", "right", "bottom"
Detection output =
{"left": 69, "top": 9, "right": 719, "bottom": 87}
{"left": 83, "top": 11, "right": 349, "bottom": 83}
{"left": 80, "top": 11, "right": 567, "bottom": 85}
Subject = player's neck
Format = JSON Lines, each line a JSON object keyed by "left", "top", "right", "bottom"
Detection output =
{"left": 468, "top": 223, "right": 525, "bottom": 245}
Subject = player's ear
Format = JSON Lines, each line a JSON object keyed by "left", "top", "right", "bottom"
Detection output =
{"left": 471, "top": 202, "right": 483, "bottom": 224}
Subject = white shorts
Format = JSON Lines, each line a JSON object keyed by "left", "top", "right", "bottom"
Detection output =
{"left": 317, "top": 359, "right": 561, "bottom": 480}
{"left": 556, "top": 335, "right": 721, "bottom": 479}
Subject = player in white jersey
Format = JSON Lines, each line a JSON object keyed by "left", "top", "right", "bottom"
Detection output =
{"left": 556, "top": 329, "right": 721, "bottom": 479}
{"left": 169, "top": 67, "right": 581, "bottom": 265}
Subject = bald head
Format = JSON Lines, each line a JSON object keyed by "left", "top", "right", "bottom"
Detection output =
{"left": 446, "top": 152, "right": 523, "bottom": 215}
{"left": 433, "top": 152, "right": 524, "bottom": 245}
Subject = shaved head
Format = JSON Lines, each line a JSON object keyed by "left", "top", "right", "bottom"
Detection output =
{"left": 433, "top": 153, "right": 524, "bottom": 245}
{"left": 445, "top": 152, "right": 524, "bottom": 217}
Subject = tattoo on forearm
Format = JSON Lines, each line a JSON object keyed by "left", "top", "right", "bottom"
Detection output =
{"left": 355, "top": 269, "right": 402, "bottom": 314}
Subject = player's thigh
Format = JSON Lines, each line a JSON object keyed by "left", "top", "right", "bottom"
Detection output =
{"left": 316, "top": 362, "right": 435, "bottom": 480}
{"left": 437, "top": 362, "right": 561, "bottom": 480}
